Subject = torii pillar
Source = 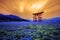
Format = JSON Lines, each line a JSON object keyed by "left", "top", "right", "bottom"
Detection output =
{"left": 33, "top": 14, "right": 38, "bottom": 21}
{"left": 33, "top": 11, "right": 44, "bottom": 22}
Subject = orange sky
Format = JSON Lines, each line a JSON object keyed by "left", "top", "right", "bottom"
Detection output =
{"left": 0, "top": 0, "right": 60, "bottom": 20}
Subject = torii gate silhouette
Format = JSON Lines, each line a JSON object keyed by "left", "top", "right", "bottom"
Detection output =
{"left": 33, "top": 11, "right": 44, "bottom": 21}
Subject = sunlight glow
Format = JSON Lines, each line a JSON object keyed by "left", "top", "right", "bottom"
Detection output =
{"left": 30, "top": 1, "right": 47, "bottom": 13}
{"left": 19, "top": 0, "right": 48, "bottom": 13}
{"left": 29, "top": 0, "right": 48, "bottom": 13}
{"left": 19, "top": 3, "right": 24, "bottom": 13}
{"left": 20, "top": 6, "right": 24, "bottom": 12}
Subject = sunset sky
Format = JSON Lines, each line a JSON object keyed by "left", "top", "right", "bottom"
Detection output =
{"left": 0, "top": 0, "right": 60, "bottom": 20}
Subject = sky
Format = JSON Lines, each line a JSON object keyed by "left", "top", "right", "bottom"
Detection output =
{"left": 0, "top": 0, "right": 60, "bottom": 20}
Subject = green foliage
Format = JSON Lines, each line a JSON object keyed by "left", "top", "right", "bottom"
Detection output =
{"left": 0, "top": 24, "right": 60, "bottom": 40}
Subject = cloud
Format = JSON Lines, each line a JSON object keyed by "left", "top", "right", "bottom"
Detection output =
{"left": 0, "top": 0, "right": 60, "bottom": 20}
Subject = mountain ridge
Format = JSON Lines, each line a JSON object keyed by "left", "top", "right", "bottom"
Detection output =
{"left": 0, "top": 14, "right": 29, "bottom": 22}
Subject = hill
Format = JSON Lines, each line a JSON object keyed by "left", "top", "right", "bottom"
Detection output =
{"left": 0, "top": 14, "right": 29, "bottom": 22}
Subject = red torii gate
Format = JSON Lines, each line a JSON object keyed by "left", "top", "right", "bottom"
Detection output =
{"left": 33, "top": 11, "right": 44, "bottom": 21}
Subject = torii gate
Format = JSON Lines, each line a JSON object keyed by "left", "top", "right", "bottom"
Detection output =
{"left": 33, "top": 11, "right": 44, "bottom": 21}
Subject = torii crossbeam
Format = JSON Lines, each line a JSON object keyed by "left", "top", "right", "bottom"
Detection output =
{"left": 33, "top": 11, "right": 44, "bottom": 21}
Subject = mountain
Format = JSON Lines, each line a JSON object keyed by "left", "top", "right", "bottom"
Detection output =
{"left": 0, "top": 14, "right": 29, "bottom": 22}
{"left": 42, "top": 17, "right": 60, "bottom": 21}
{"left": 42, "top": 17, "right": 60, "bottom": 27}
{"left": 46, "top": 17, "right": 60, "bottom": 22}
